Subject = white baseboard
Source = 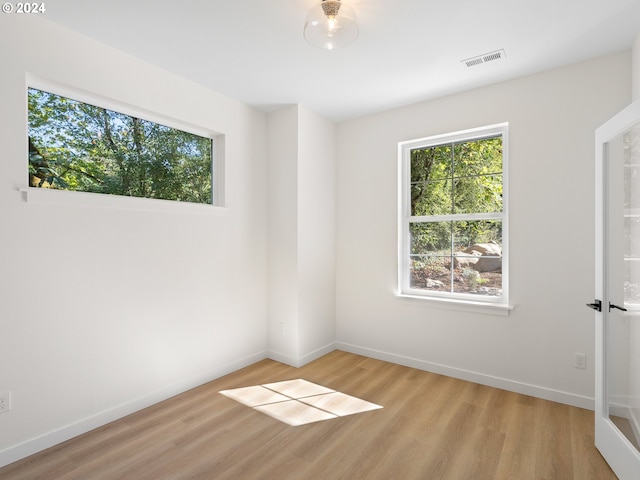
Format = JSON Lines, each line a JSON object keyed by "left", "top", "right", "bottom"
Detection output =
{"left": 265, "top": 349, "right": 299, "bottom": 367}
{"left": 299, "top": 342, "right": 337, "bottom": 366}
{"left": 267, "top": 342, "right": 336, "bottom": 368}
{"left": 335, "top": 342, "right": 595, "bottom": 410}
{"left": 0, "top": 350, "right": 267, "bottom": 469}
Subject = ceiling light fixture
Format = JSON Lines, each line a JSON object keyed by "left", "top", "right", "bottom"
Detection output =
{"left": 303, "top": 0, "right": 359, "bottom": 50}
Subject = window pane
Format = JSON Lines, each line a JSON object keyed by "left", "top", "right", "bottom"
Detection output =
{"left": 452, "top": 220, "right": 502, "bottom": 252}
{"left": 452, "top": 220, "right": 502, "bottom": 297}
{"left": 624, "top": 166, "right": 640, "bottom": 209}
{"left": 624, "top": 259, "right": 640, "bottom": 305}
{"left": 453, "top": 137, "right": 502, "bottom": 177}
{"left": 453, "top": 174, "right": 502, "bottom": 214}
{"left": 411, "top": 179, "right": 452, "bottom": 216}
{"left": 410, "top": 222, "right": 452, "bottom": 255}
{"left": 624, "top": 216, "right": 640, "bottom": 258}
{"left": 452, "top": 268, "right": 502, "bottom": 296}
{"left": 410, "top": 256, "right": 451, "bottom": 292}
{"left": 410, "top": 144, "right": 451, "bottom": 181}
{"left": 28, "top": 88, "right": 213, "bottom": 205}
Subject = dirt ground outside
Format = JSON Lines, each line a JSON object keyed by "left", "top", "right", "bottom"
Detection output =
{"left": 411, "top": 259, "right": 502, "bottom": 296}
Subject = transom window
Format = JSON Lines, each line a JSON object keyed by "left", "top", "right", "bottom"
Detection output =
{"left": 398, "top": 124, "right": 508, "bottom": 305}
{"left": 28, "top": 87, "right": 217, "bottom": 205}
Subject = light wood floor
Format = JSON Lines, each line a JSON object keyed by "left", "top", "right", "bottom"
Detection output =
{"left": 0, "top": 351, "right": 617, "bottom": 480}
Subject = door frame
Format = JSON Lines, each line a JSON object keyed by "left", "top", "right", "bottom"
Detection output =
{"left": 595, "top": 99, "right": 640, "bottom": 480}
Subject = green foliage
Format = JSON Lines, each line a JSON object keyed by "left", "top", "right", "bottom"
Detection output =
{"left": 410, "top": 137, "right": 502, "bottom": 216}
{"left": 452, "top": 220, "right": 502, "bottom": 250}
{"left": 410, "top": 144, "right": 452, "bottom": 215}
{"left": 28, "top": 88, "right": 213, "bottom": 204}
{"left": 410, "top": 222, "right": 451, "bottom": 254}
{"left": 410, "top": 220, "right": 502, "bottom": 256}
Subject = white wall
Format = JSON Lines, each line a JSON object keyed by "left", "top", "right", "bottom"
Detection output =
{"left": 335, "top": 52, "right": 632, "bottom": 407}
{"left": 0, "top": 16, "right": 268, "bottom": 465}
{"left": 297, "top": 106, "right": 337, "bottom": 362}
{"left": 267, "top": 106, "right": 301, "bottom": 363}
{"left": 267, "top": 105, "right": 336, "bottom": 366}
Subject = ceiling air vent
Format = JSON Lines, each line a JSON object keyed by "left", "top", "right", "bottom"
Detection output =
{"left": 462, "top": 49, "right": 506, "bottom": 68}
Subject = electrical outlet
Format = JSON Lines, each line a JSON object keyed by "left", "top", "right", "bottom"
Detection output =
{"left": 0, "top": 392, "right": 11, "bottom": 414}
{"left": 574, "top": 353, "right": 587, "bottom": 369}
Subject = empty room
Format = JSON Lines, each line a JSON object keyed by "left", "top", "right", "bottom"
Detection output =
{"left": 1, "top": 1, "right": 640, "bottom": 478}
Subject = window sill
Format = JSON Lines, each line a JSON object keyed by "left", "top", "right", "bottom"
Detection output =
{"left": 18, "top": 187, "right": 228, "bottom": 215}
{"left": 395, "top": 293, "right": 514, "bottom": 316}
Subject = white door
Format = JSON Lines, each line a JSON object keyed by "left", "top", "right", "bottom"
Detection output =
{"left": 593, "top": 99, "right": 640, "bottom": 480}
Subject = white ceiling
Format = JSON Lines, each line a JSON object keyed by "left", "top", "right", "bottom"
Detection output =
{"left": 45, "top": 0, "right": 640, "bottom": 122}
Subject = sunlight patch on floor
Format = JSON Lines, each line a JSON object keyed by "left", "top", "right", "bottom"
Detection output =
{"left": 220, "top": 379, "right": 382, "bottom": 426}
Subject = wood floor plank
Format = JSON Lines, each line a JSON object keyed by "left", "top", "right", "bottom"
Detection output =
{"left": 0, "top": 351, "right": 618, "bottom": 480}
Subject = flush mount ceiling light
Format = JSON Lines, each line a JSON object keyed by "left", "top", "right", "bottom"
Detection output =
{"left": 304, "top": 0, "right": 359, "bottom": 50}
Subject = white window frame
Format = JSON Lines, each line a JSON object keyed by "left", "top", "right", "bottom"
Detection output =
{"left": 23, "top": 74, "right": 226, "bottom": 214}
{"left": 397, "top": 123, "right": 511, "bottom": 312}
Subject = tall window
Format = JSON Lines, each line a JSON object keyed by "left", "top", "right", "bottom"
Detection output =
{"left": 28, "top": 87, "right": 215, "bottom": 205}
{"left": 399, "top": 124, "right": 508, "bottom": 304}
